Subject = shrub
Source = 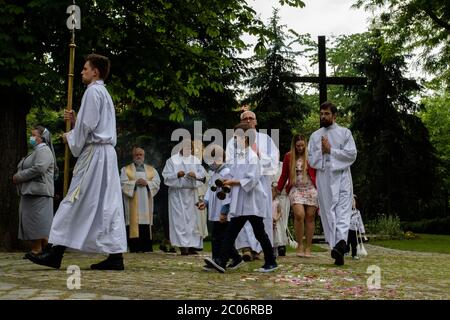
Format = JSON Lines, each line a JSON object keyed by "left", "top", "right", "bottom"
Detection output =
{"left": 401, "top": 216, "right": 450, "bottom": 235}
{"left": 366, "top": 214, "right": 404, "bottom": 239}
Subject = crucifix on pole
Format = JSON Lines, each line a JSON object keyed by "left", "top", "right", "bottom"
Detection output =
{"left": 286, "top": 35, "right": 367, "bottom": 105}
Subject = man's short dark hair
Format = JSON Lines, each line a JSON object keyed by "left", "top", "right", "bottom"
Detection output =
{"left": 86, "top": 53, "right": 110, "bottom": 80}
{"left": 320, "top": 101, "right": 338, "bottom": 114}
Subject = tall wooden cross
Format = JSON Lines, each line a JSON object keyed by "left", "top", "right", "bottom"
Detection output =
{"left": 285, "top": 35, "right": 367, "bottom": 104}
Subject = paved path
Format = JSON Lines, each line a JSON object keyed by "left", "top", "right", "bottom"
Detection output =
{"left": 0, "top": 245, "right": 449, "bottom": 300}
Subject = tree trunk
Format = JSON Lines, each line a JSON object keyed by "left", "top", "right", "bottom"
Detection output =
{"left": 0, "top": 89, "right": 29, "bottom": 251}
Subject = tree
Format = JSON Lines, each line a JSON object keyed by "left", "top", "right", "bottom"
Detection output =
{"left": 354, "top": 0, "right": 450, "bottom": 88}
{"left": 243, "top": 9, "right": 309, "bottom": 154}
{"left": 0, "top": 0, "right": 305, "bottom": 250}
{"left": 349, "top": 30, "right": 446, "bottom": 221}
{"left": 420, "top": 92, "right": 450, "bottom": 208}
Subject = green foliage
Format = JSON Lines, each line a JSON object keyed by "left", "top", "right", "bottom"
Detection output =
{"left": 401, "top": 217, "right": 450, "bottom": 235}
{"left": 354, "top": 0, "right": 450, "bottom": 88}
{"left": 243, "top": 9, "right": 310, "bottom": 154}
{"left": 419, "top": 92, "right": 450, "bottom": 197}
{"left": 366, "top": 214, "right": 403, "bottom": 238}
{"left": 349, "top": 30, "right": 446, "bottom": 221}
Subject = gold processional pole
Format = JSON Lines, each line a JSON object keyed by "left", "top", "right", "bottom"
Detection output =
{"left": 63, "top": 3, "right": 80, "bottom": 196}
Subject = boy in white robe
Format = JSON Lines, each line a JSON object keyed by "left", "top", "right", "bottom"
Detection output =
{"left": 205, "top": 123, "right": 277, "bottom": 273}
{"left": 26, "top": 54, "right": 127, "bottom": 270}
{"left": 308, "top": 101, "right": 357, "bottom": 266}
{"left": 162, "top": 139, "right": 207, "bottom": 255}
{"left": 198, "top": 145, "right": 242, "bottom": 271}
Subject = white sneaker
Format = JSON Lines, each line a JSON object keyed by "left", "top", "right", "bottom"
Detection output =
{"left": 352, "top": 256, "right": 360, "bottom": 260}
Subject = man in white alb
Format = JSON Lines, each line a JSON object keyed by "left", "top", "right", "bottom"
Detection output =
{"left": 308, "top": 101, "right": 357, "bottom": 266}
{"left": 26, "top": 54, "right": 127, "bottom": 270}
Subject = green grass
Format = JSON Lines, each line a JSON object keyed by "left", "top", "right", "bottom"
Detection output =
{"left": 371, "top": 234, "right": 450, "bottom": 254}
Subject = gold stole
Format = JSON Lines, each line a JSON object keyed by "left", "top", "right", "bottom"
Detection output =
{"left": 125, "top": 163, "right": 155, "bottom": 239}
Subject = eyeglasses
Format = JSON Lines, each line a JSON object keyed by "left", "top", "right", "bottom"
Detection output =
{"left": 242, "top": 117, "right": 255, "bottom": 121}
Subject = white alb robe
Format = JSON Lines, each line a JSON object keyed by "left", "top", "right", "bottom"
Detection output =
{"left": 162, "top": 153, "right": 207, "bottom": 248}
{"left": 226, "top": 131, "right": 279, "bottom": 251}
{"left": 308, "top": 123, "right": 357, "bottom": 248}
{"left": 49, "top": 80, "right": 127, "bottom": 253}
{"left": 228, "top": 148, "right": 267, "bottom": 218}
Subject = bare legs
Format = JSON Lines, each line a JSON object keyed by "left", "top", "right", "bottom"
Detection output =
{"left": 304, "top": 206, "right": 316, "bottom": 256}
{"left": 293, "top": 204, "right": 305, "bottom": 255}
{"left": 293, "top": 204, "right": 317, "bottom": 256}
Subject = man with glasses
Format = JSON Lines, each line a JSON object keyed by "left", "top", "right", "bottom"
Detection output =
{"left": 226, "top": 108, "right": 279, "bottom": 261}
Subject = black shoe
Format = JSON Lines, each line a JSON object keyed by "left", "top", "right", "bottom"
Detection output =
{"left": 90, "top": 255, "right": 124, "bottom": 271}
{"left": 277, "top": 246, "right": 286, "bottom": 257}
{"left": 168, "top": 247, "right": 177, "bottom": 253}
{"left": 188, "top": 247, "right": 199, "bottom": 255}
{"left": 241, "top": 248, "right": 253, "bottom": 261}
{"left": 25, "top": 246, "right": 65, "bottom": 269}
{"left": 202, "top": 264, "right": 214, "bottom": 271}
{"left": 204, "top": 257, "right": 225, "bottom": 273}
{"left": 227, "top": 258, "right": 244, "bottom": 270}
{"left": 331, "top": 240, "right": 346, "bottom": 266}
{"left": 180, "top": 247, "right": 189, "bottom": 255}
{"left": 23, "top": 251, "right": 40, "bottom": 259}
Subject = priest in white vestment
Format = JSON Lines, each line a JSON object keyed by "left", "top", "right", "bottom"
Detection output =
{"left": 162, "top": 139, "right": 207, "bottom": 255}
{"left": 121, "top": 147, "right": 160, "bottom": 252}
{"left": 308, "top": 102, "right": 357, "bottom": 266}
{"left": 26, "top": 54, "right": 127, "bottom": 270}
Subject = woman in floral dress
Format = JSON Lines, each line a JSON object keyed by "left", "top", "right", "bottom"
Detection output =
{"left": 277, "top": 134, "right": 318, "bottom": 257}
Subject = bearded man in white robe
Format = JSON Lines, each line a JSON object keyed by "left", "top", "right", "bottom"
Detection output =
{"left": 308, "top": 101, "right": 357, "bottom": 266}
{"left": 26, "top": 54, "right": 127, "bottom": 270}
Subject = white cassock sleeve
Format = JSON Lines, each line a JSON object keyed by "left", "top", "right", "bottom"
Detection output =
{"left": 204, "top": 187, "right": 212, "bottom": 203}
{"left": 162, "top": 158, "right": 183, "bottom": 188}
{"left": 259, "top": 135, "right": 280, "bottom": 176}
{"left": 225, "top": 138, "right": 235, "bottom": 163}
{"left": 239, "top": 163, "right": 261, "bottom": 192}
{"left": 67, "top": 87, "right": 101, "bottom": 157}
{"left": 162, "top": 158, "right": 198, "bottom": 189}
{"left": 120, "top": 167, "right": 136, "bottom": 198}
{"left": 330, "top": 129, "right": 357, "bottom": 171}
{"left": 308, "top": 134, "right": 324, "bottom": 170}
{"left": 179, "top": 163, "right": 206, "bottom": 189}
{"left": 147, "top": 168, "right": 161, "bottom": 197}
